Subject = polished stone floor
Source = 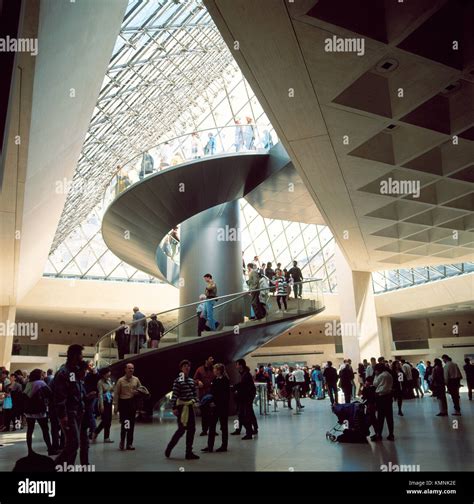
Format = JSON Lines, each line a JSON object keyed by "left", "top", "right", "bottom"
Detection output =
{"left": 1, "top": 391, "right": 473, "bottom": 472}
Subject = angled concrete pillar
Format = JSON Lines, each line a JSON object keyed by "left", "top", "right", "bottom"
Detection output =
{"left": 377, "top": 316, "right": 394, "bottom": 359}
{"left": 335, "top": 245, "right": 382, "bottom": 363}
{"left": 0, "top": 306, "right": 16, "bottom": 369}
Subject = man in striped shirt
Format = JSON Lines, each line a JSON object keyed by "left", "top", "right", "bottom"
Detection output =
{"left": 165, "top": 360, "right": 200, "bottom": 460}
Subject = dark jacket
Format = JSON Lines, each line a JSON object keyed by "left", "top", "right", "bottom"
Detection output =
{"left": 323, "top": 366, "right": 338, "bottom": 384}
{"left": 289, "top": 266, "right": 302, "bottom": 281}
{"left": 235, "top": 367, "right": 256, "bottom": 403}
{"left": 210, "top": 375, "right": 230, "bottom": 412}
{"left": 53, "top": 364, "right": 85, "bottom": 419}
{"left": 115, "top": 326, "right": 129, "bottom": 346}
{"left": 464, "top": 363, "right": 474, "bottom": 385}
{"left": 425, "top": 364, "right": 433, "bottom": 380}
{"left": 148, "top": 319, "right": 164, "bottom": 340}
{"left": 339, "top": 366, "right": 354, "bottom": 387}
{"left": 361, "top": 384, "right": 376, "bottom": 405}
{"left": 84, "top": 371, "right": 100, "bottom": 396}
{"left": 411, "top": 366, "right": 420, "bottom": 383}
{"left": 24, "top": 383, "right": 52, "bottom": 415}
{"left": 255, "top": 371, "right": 270, "bottom": 384}
{"left": 391, "top": 368, "right": 405, "bottom": 392}
{"left": 276, "top": 373, "right": 285, "bottom": 389}
{"left": 431, "top": 366, "right": 445, "bottom": 398}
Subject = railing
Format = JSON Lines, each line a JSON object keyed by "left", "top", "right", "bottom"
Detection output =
{"left": 103, "top": 124, "right": 277, "bottom": 210}
{"left": 95, "top": 278, "right": 324, "bottom": 367}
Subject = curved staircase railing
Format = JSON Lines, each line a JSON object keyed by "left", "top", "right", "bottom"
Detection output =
{"left": 95, "top": 278, "right": 324, "bottom": 368}
{"left": 103, "top": 124, "right": 276, "bottom": 209}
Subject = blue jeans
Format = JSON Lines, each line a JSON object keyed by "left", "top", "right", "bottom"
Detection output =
{"left": 420, "top": 375, "right": 426, "bottom": 391}
{"left": 203, "top": 300, "right": 216, "bottom": 330}
{"left": 86, "top": 398, "right": 97, "bottom": 434}
{"left": 316, "top": 381, "right": 324, "bottom": 399}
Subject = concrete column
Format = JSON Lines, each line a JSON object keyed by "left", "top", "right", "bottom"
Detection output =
{"left": 335, "top": 245, "right": 382, "bottom": 363}
{"left": 178, "top": 200, "right": 243, "bottom": 333}
{"left": 377, "top": 316, "right": 394, "bottom": 359}
{"left": 0, "top": 306, "right": 16, "bottom": 369}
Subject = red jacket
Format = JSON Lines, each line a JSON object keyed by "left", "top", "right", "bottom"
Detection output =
{"left": 193, "top": 365, "right": 214, "bottom": 398}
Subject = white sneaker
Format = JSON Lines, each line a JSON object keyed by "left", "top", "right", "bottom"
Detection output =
{"left": 275, "top": 309, "right": 281, "bottom": 313}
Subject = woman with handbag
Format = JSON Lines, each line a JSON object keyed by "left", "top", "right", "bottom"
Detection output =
{"left": 93, "top": 367, "right": 114, "bottom": 443}
{"left": 4, "top": 374, "right": 23, "bottom": 431}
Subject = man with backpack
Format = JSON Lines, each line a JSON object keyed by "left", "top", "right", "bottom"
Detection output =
{"left": 147, "top": 314, "right": 164, "bottom": 349}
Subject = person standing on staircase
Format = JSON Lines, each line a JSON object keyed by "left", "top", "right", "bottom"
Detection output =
{"left": 115, "top": 321, "right": 129, "bottom": 360}
{"left": 288, "top": 260, "right": 303, "bottom": 299}
{"left": 147, "top": 314, "right": 164, "bottom": 349}
{"left": 131, "top": 307, "right": 147, "bottom": 354}
{"left": 247, "top": 263, "right": 265, "bottom": 320}
{"left": 202, "top": 274, "right": 218, "bottom": 331}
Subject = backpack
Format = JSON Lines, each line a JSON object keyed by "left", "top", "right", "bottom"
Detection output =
{"left": 24, "top": 388, "right": 46, "bottom": 415}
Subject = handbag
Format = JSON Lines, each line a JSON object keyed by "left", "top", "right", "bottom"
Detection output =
{"left": 3, "top": 395, "right": 13, "bottom": 410}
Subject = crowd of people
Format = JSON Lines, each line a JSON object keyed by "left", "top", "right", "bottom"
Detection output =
{"left": 1, "top": 348, "right": 472, "bottom": 467}
{"left": 252, "top": 354, "right": 473, "bottom": 442}
{"left": 0, "top": 345, "right": 150, "bottom": 466}
{"left": 245, "top": 259, "right": 303, "bottom": 321}
{"left": 114, "top": 119, "right": 274, "bottom": 196}
{"left": 116, "top": 260, "right": 305, "bottom": 354}
{"left": 114, "top": 307, "right": 165, "bottom": 358}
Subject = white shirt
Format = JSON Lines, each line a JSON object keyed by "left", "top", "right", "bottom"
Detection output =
{"left": 365, "top": 365, "right": 374, "bottom": 378}
{"left": 443, "top": 361, "right": 462, "bottom": 383}
{"left": 374, "top": 371, "right": 393, "bottom": 396}
{"left": 292, "top": 369, "right": 305, "bottom": 383}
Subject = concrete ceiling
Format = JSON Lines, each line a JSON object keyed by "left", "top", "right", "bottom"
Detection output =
{"left": 205, "top": 0, "right": 474, "bottom": 271}
{"left": 245, "top": 160, "right": 325, "bottom": 224}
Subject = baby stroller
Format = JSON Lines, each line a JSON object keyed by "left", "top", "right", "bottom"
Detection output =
{"left": 326, "top": 401, "right": 369, "bottom": 443}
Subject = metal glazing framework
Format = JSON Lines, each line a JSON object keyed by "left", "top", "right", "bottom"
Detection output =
{"left": 51, "top": 0, "right": 239, "bottom": 250}
{"left": 45, "top": 0, "right": 473, "bottom": 296}
{"left": 372, "top": 263, "right": 474, "bottom": 293}
{"left": 45, "top": 198, "right": 339, "bottom": 291}
{"left": 240, "top": 201, "right": 337, "bottom": 293}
